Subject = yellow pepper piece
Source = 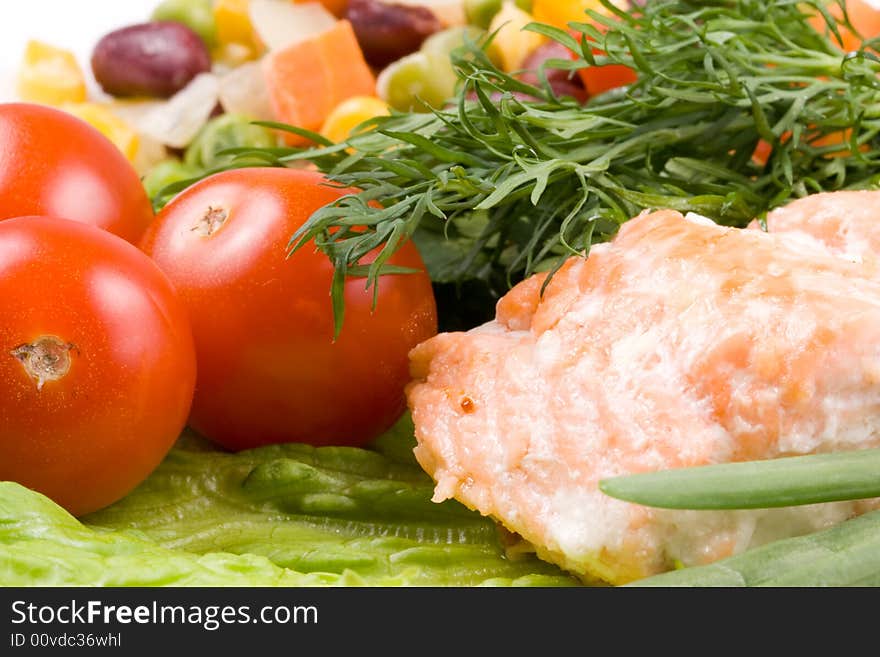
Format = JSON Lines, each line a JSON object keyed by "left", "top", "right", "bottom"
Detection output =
{"left": 16, "top": 40, "right": 87, "bottom": 106}
{"left": 212, "top": 42, "right": 257, "bottom": 68}
{"left": 60, "top": 103, "right": 140, "bottom": 163}
{"left": 320, "top": 96, "right": 390, "bottom": 143}
{"left": 214, "top": 0, "right": 261, "bottom": 55}
{"left": 488, "top": 2, "right": 545, "bottom": 72}
{"left": 531, "top": 0, "right": 620, "bottom": 30}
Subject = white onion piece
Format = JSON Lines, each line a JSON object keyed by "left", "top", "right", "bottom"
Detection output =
{"left": 105, "top": 98, "right": 165, "bottom": 127}
{"left": 135, "top": 72, "right": 220, "bottom": 149}
{"left": 249, "top": 0, "right": 337, "bottom": 52}
{"left": 381, "top": 0, "right": 466, "bottom": 26}
{"left": 218, "top": 60, "right": 275, "bottom": 121}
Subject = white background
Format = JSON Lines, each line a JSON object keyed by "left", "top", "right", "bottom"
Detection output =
{"left": 0, "top": 1, "right": 158, "bottom": 101}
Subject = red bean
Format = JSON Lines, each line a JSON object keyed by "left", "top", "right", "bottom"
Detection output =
{"left": 91, "top": 21, "right": 212, "bottom": 98}
{"left": 346, "top": 0, "right": 442, "bottom": 68}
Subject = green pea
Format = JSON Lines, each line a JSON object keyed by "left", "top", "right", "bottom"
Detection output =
{"left": 152, "top": 0, "right": 217, "bottom": 48}
{"left": 378, "top": 52, "right": 449, "bottom": 113}
{"left": 184, "top": 114, "right": 279, "bottom": 170}
{"left": 142, "top": 158, "right": 202, "bottom": 210}
{"left": 423, "top": 25, "right": 502, "bottom": 71}
{"left": 464, "top": 0, "right": 503, "bottom": 29}
{"left": 378, "top": 26, "right": 498, "bottom": 113}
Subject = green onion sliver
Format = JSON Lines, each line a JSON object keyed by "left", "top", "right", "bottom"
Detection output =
{"left": 598, "top": 448, "right": 880, "bottom": 510}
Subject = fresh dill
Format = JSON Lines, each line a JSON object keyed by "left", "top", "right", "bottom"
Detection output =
{"left": 198, "top": 0, "right": 880, "bottom": 333}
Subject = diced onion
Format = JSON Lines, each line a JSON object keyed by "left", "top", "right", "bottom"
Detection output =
{"left": 218, "top": 60, "right": 275, "bottom": 121}
{"left": 133, "top": 73, "right": 220, "bottom": 149}
{"left": 249, "top": 0, "right": 337, "bottom": 52}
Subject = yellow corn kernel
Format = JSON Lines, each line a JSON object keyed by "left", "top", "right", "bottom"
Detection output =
{"left": 488, "top": 2, "right": 545, "bottom": 72}
{"left": 320, "top": 96, "right": 390, "bottom": 143}
{"left": 214, "top": 0, "right": 261, "bottom": 53}
{"left": 60, "top": 103, "right": 140, "bottom": 163}
{"left": 17, "top": 41, "right": 87, "bottom": 106}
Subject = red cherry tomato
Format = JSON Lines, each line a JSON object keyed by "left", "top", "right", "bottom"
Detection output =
{"left": 0, "top": 217, "right": 196, "bottom": 516}
{"left": 0, "top": 103, "right": 154, "bottom": 243}
{"left": 141, "top": 167, "right": 438, "bottom": 451}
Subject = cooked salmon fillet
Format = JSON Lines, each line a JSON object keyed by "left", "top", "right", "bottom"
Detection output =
{"left": 758, "top": 190, "right": 880, "bottom": 265}
{"left": 407, "top": 208, "right": 880, "bottom": 584}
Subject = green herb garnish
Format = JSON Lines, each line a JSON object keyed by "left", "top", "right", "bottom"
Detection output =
{"left": 599, "top": 448, "right": 880, "bottom": 510}
{"left": 204, "top": 0, "right": 880, "bottom": 334}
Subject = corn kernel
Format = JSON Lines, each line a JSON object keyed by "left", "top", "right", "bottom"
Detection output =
{"left": 320, "top": 96, "right": 390, "bottom": 143}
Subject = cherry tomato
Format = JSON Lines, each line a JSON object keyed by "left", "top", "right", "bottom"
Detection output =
{"left": 141, "top": 167, "right": 438, "bottom": 451}
{"left": 0, "top": 216, "right": 196, "bottom": 516}
{"left": 0, "top": 103, "right": 154, "bottom": 244}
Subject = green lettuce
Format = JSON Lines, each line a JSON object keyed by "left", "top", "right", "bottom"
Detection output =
{"left": 1, "top": 417, "right": 578, "bottom": 587}
{"left": 629, "top": 508, "right": 880, "bottom": 587}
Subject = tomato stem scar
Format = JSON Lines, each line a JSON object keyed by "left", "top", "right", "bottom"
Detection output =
{"left": 10, "top": 336, "right": 76, "bottom": 390}
{"left": 192, "top": 205, "right": 229, "bottom": 236}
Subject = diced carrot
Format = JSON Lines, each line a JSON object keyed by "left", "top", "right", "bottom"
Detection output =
{"left": 553, "top": 5, "right": 638, "bottom": 98}
{"left": 809, "top": 0, "right": 880, "bottom": 52}
{"left": 752, "top": 128, "right": 867, "bottom": 167}
{"left": 751, "top": 138, "right": 773, "bottom": 167}
{"left": 264, "top": 33, "right": 333, "bottom": 135}
{"left": 262, "top": 19, "right": 376, "bottom": 144}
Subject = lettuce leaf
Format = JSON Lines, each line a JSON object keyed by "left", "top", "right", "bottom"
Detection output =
{"left": 1, "top": 417, "right": 578, "bottom": 587}
{"left": 629, "top": 507, "right": 880, "bottom": 587}
{"left": 0, "top": 482, "right": 330, "bottom": 586}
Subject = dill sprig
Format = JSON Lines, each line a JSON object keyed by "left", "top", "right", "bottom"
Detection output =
{"left": 218, "top": 0, "right": 880, "bottom": 333}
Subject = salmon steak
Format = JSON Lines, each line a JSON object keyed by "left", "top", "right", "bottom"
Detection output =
{"left": 406, "top": 207, "right": 880, "bottom": 584}
{"left": 758, "top": 190, "right": 880, "bottom": 264}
